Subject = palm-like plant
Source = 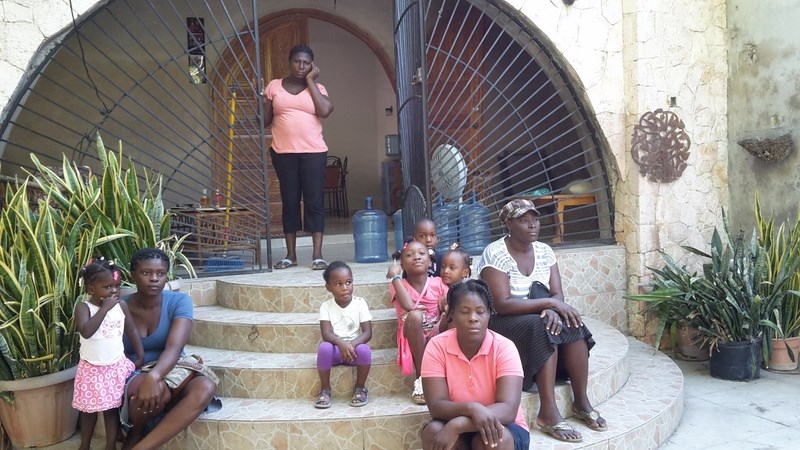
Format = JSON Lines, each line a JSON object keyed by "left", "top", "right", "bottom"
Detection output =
{"left": 0, "top": 183, "right": 96, "bottom": 381}
{"left": 29, "top": 134, "right": 195, "bottom": 281}
{"left": 625, "top": 251, "right": 698, "bottom": 353}
{"left": 629, "top": 209, "right": 800, "bottom": 362}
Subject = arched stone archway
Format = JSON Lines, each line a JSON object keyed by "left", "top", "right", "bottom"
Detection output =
{"left": 0, "top": 0, "right": 619, "bottom": 246}
{"left": 0, "top": 0, "right": 732, "bottom": 345}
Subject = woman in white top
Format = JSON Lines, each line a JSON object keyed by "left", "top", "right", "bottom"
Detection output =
{"left": 477, "top": 199, "right": 606, "bottom": 443}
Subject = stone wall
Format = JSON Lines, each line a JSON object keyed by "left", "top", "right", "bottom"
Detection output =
{"left": 503, "top": 0, "right": 728, "bottom": 338}
{"left": 727, "top": 1, "right": 800, "bottom": 232}
{"left": 0, "top": 0, "right": 99, "bottom": 120}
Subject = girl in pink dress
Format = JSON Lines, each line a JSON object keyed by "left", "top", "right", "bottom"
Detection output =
{"left": 72, "top": 257, "right": 143, "bottom": 450}
{"left": 387, "top": 240, "right": 448, "bottom": 405}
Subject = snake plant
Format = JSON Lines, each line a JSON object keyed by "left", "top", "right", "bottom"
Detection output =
{"left": 0, "top": 181, "right": 95, "bottom": 381}
{"left": 628, "top": 209, "right": 800, "bottom": 363}
{"left": 28, "top": 134, "right": 195, "bottom": 282}
{"left": 0, "top": 133, "right": 194, "bottom": 383}
{"left": 754, "top": 194, "right": 800, "bottom": 339}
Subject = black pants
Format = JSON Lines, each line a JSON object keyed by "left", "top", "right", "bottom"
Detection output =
{"left": 270, "top": 149, "right": 327, "bottom": 234}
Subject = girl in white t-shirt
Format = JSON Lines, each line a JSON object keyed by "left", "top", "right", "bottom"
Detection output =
{"left": 315, "top": 261, "right": 373, "bottom": 409}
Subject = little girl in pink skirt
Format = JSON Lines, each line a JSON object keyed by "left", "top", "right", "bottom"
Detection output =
{"left": 72, "top": 257, "right": 143, "bottom": 450}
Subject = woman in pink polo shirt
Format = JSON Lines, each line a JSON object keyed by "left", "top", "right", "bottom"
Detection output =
{"left": 262, "top": 44, "right": 334, "bottom": 271}
{"left": 420, "top": 279, "right": 529, "bottom": 450}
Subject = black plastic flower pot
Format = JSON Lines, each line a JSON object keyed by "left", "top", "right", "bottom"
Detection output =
{"left": 709, "top": 338, "right": 762, "bottom": 381}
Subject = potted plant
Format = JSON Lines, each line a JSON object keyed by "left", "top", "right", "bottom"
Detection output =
{"left": 754, "top": 196, "right": 800, "bottom": 370}
{"left": 630, "top": 209, "right": 800, "bottom": 380}
{"left": 625, "top": 253, "right": 709, "bottom": 361}
{"left": 0, "top": 134, "right": 195, "bottom": 446}
{"left": 0, "top": 180, "right": 97, "bottom": 447}
{"left": 29, "top": 134, "right": 196, "bottom": 284}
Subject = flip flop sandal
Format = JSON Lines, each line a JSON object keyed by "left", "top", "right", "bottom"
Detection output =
{"left": 572, "top": 407, "right": 608, "bottom": 431}
{"left": 311, "top": 259, "right": 328, "bottom": 270}
{"left": 314, "top": 389, "right": 332, "bottom": 409}
{"left": 274, "top": 258, "right": 297, "bottom": 269}
{"left": 349, "top": 387, "right": 369, "bottom": 407}
{"left": 536, "top": 420, "right": 583, "bottom": 442}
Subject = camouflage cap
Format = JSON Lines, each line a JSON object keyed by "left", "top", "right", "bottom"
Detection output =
{"left": 499, "top": 198, "right": 540, "bottom": 224}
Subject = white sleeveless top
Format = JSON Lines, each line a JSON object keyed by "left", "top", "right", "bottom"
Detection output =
{"left": 79, "top": 301, "right": 126, "bottom": 365}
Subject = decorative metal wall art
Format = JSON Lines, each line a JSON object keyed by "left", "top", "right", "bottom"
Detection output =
{"left": 631, "top": 108, "right": 691, "bottom": 182}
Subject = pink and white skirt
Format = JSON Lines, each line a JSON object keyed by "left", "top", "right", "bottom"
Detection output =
{"left": 72, "top": 357, "right": 135, "bottom": 413}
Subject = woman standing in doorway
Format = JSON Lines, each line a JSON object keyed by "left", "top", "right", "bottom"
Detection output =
{"left": 261, "top": 44, "right": 334, "bottom": 270}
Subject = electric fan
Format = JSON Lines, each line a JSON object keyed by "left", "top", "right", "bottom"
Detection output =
{"left": 430, "top": 143, "right": 468, "bottom": 202}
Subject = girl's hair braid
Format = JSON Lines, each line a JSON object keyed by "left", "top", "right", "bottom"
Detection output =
{"left": 446, "top": 279, "right": 495, "bottom": 315}
{"left": 391, "top": 236, "right": 415, "bottom": 261}
{"left": 130, "top": 247, "right": 170, "bottom": 272}
{"left": 80, "top": 256, "right": 120, "bottom": 286}
{"left": 443, "top": 244, "right": 472, "bottom": 277}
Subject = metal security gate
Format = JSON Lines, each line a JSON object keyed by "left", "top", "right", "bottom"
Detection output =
{"left": 394, "top": 0, "right": 431, "bottom": 235}
{"left": 396, "top": 0, "right": 615, "bottom": 245}
{"left": 1, "top": 0, "right": 616, "bottom": 277}
{"left": 0, "top": 1, "right": 280, "bottom": 274}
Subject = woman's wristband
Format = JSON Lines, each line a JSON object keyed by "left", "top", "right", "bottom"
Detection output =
{"left": 390, "top": 275, "right": 402, "bottom": 282}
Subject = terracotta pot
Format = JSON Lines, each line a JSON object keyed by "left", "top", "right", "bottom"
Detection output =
{"left": 0, "top": 366, "right": 79, "bottom": 448}
{"left": 675, "top": 326, "right": 710, "bottom": 361}
{"left": 768, "top": 336, "right": 800, "bottom": 371}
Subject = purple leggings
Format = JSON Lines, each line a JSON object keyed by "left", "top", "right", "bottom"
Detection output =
{"left": 317, "top": 342, "right": 372, "bottom": 370}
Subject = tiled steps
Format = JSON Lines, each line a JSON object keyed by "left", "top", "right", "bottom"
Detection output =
{"left": 187, "top": 315, "right": 628, "bottom": 402}
{"left": 191, "top": 306, "right": 398, "bottom": 352}
{"left": 47, "top": 338, "right": 682, "bottom": 450}
{"left": 28, "top": 248, "right": 686, "bottom": 449}
{"left": 166, "top": 267, "right": 682, "bottom": 449}
{"left": 213, "top": 279, "right": 394, "bottom": 313}
{"left": 526, "top": 338, "right": 684, "bottom": 449}
{"left": 160, "top": 315, "right": 661, "bottom": 449}
{"left": 183, "top": 346, "right": 413, "bottom": 399}
{"left": 156, "top": 330, "right": 683, "bottom": 450}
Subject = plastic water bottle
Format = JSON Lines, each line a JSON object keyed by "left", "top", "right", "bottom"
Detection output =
{"left": 458, "top": 192, "right": 492, "bottom": 255}
{"left": 353, "top": 196, "right": 388, "bottom": 263}
{"left": 432, "top": 197, "right": 459, "bottom": 253}
{"left": 393, "top": 209, "right": 404, "bottom": 253}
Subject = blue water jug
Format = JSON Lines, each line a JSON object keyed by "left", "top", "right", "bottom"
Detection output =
{"left": 353, "top": 196, "right": 388, "bottom": 263}
{"left": 458, "top": 193, "right": 492, "bottom": 255}
{"left": 393, "top": 209, "right": 404, "bottom": 253}
{"left": 432, "top": 197, "right": 459, "bottom": 253}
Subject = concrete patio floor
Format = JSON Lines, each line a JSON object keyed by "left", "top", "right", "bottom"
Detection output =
{"left": 661, "top": 359, "right": 800, "bottom": 449}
